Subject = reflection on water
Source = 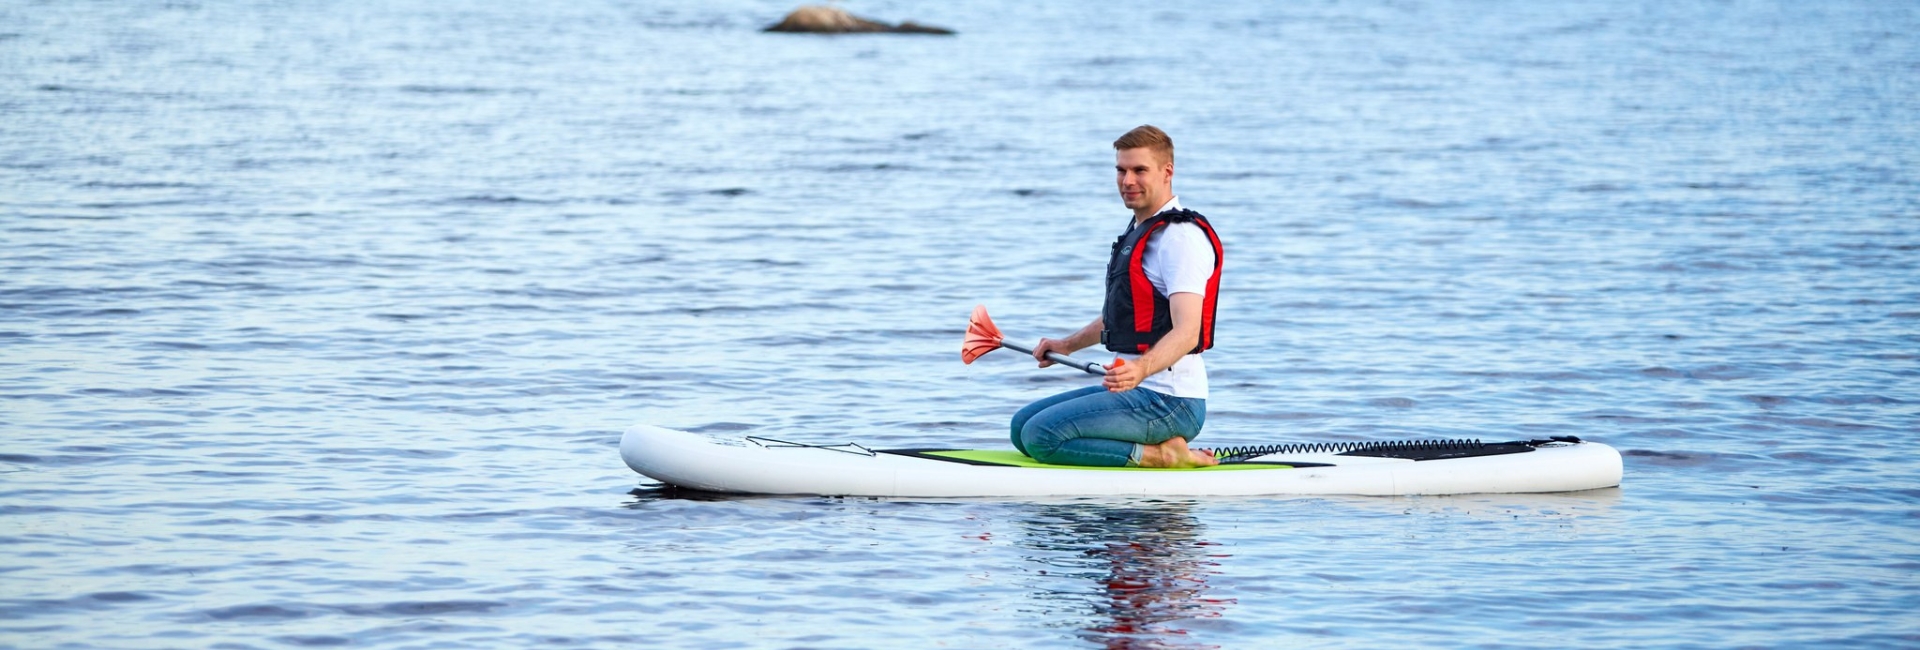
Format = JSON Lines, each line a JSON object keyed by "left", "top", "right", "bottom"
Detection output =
{"left": 625, "top": 482, "right": 775, "bottom": 503}
{"left": 1018, "top": 502, "right": 1232, "bottom": 649}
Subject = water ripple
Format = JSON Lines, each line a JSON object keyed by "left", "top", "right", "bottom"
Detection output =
{"left": 2, "top": 0, "right": 1917, "bottom": 648}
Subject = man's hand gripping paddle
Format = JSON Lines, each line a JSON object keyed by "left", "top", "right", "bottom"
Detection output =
{"left": 961, "top": 305, "right": 1122, "bottom": 377}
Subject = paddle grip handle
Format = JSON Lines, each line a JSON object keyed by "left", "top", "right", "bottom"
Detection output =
{"left": 997, "top": 340, "right": 1107, "bottom": 376}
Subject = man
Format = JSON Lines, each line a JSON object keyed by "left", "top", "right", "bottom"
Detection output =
{"left": 1009, "top": 125, "right": 1223, "bottom": 468}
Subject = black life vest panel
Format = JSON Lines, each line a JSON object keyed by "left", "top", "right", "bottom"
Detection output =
{"left": 1101, "top": 208, "right": 1223, "bottom": 354}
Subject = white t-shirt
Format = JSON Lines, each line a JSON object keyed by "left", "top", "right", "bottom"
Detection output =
{"left": 1114, "top": 197, "right": 1215, "bottom": 399}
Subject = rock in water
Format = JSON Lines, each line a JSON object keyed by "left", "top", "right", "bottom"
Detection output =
{"left": 891, "top": 21, "right": 954, "bottom": 35}
{"left": 764, "top": 5, "right": 954, "bottom": 35}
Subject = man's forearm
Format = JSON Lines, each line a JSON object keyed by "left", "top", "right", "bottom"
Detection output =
{"left": 1137, "top": 292, "right": 1204, "bottom": 375}
{"left": 1136, "top": 322, "right": 1198, "bottom": 376}
{"left": 1059, "top": 317, "right": 1105, "bottom": 353}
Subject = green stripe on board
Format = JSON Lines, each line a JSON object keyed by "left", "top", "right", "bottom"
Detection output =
{"left": 923, "top": 450, "right": 1294, "bottom": 471}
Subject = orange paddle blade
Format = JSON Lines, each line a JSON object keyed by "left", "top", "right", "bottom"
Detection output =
{"left": 961, "top": 304, "right": 1005, "bottom": 364}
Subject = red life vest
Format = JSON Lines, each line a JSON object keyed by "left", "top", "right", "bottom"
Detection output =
{"left": 1100, "top": 209, "right": 1222, "bottom": 354}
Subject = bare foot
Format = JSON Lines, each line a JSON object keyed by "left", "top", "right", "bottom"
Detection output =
{"left": 1169, "top": 436, "right": 1220, "bottom": 468}
{"left": 1137, "top": 436, "right": 1219, "bottom": 468}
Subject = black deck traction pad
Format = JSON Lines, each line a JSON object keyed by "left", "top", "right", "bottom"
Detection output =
{"left": 1217, "top": 435, "right": 1582, "bottom": 462}
{"left": 1337, "top": 441, "right": 1533, "bottom": 461}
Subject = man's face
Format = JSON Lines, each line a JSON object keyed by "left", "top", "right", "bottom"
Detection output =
{"left": 1115, "top": 147, "right": 1172, "bottom": 213}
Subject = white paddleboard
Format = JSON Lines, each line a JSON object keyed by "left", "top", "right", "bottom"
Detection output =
{"left": 620, "top": 424, "right": 1624, "bottom": 497}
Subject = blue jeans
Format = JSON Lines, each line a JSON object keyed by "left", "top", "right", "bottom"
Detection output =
{"left": 1010, "top": 386, "right": 1207, "bottom": 467}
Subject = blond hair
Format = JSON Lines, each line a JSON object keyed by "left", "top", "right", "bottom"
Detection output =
{"left": 1113, "top": 125, "right": 1174, "bottom": 164}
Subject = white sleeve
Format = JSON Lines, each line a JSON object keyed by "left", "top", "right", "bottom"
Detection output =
{"left": 1141, "top": 223, "right": 1216, "bottom": 297}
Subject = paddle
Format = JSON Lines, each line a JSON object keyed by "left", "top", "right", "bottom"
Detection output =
{"left": 961, "top": 305, "right": 1116, "bottom": 376}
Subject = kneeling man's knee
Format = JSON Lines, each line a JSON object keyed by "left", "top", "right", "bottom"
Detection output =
{"left": 1019, "top": 423, "right": 1067, "bottom": 463}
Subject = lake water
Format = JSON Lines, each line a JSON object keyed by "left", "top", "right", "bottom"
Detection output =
{"left": 3, "top": 0, "right": 1917, "bottom": 647}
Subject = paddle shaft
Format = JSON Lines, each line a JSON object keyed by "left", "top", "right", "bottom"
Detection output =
{"left": 996, "top": 339, "right": 1108, "bottom": 376}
